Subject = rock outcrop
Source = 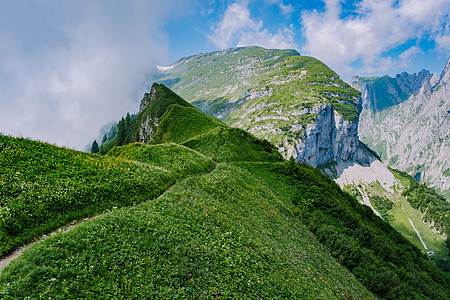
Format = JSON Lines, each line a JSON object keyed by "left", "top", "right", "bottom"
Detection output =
{"left": 134, "top": 83, "right": 193, "bottom": 144}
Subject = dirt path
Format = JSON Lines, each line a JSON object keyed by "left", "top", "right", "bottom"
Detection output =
{"left": 0, "top": 215, "right": 100, "bottom": 273}
{"left": 0, "top": 163, "right": 220, "bottom": 275}
{"left": 408, "top": 217, "right": 428, "bottom": 251}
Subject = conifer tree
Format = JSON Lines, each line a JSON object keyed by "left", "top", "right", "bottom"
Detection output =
{"left": 116, "top": 118, "right": 126, "bottom": 146}
{"left": 91, "top": 140, "right": 99, "bottom": 153}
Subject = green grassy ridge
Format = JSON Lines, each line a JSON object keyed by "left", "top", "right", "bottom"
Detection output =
{"left": 108, "top": 143, "right": 216, "bottom": 178}
{"left": 0, "top": 162, "right": 374, "bottom": 299}
{"left": 3, "top": 156, "right": 448, "bottom": 298}
{"left": 182, "top": 127, "right": 282, "bottom": 163}
{"left": 146, "top": 103, "right": 281, "bottom": 163}
{"left": 152, "top": 104, "right": 227, "bottom": 144}
{"left": 0, "top": 135, "right": 176, "bottom": 257}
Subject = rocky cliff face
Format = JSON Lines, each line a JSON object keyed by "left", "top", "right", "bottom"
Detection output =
{"left": 266, "top": 103, "right": 364, "bottom": 167}
{"left": 354, "top": 58, "right": 450, "bottom": 198}
{"left": 155, "top": 46, "right": 367, "bottom": 167}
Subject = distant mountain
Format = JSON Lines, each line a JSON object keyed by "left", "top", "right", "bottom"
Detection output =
{"left": 351, "top": 69, "right": 431, "bottom": 112}
{"left": 352, "top": 58, "right": 450, "bottom": 199}
{"left": 155, "top": 46, "right": 369, "bottom": 167}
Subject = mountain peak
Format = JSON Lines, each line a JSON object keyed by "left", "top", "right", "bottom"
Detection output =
{"left": 439, "top": 56, "right": 450, "bottom": 84}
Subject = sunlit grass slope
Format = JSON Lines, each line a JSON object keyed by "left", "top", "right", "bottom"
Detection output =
{"left": 108, "top": 143, "right": 216, "bottom": 178}
{"left": 0, "top": 136, "right": 175, "bottom": 257}
{"left": 153, "top": 104, "right": 282, "bottom": 163}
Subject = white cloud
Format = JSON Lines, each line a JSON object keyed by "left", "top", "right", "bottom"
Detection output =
{"left": 399, "top": 46, "right": 423, "bottom": 67}
{"left": 265, "top": 0, "right": 294, "bottom": 15}
{"left": 0, "top": 0, "right": 187, "bottom": 149}
{"left": 207, "top": 2, "right": 297, "bottom": 50}
{"left": 435, "top": 23, "right": 450, "bottom": 50}
{"left": 300, "top": 0, "right": 450, "bottom": 77}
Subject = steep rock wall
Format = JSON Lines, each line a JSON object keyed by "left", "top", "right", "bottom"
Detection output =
{"left": 280, "top": 103, "right": 363, "bottom": 167}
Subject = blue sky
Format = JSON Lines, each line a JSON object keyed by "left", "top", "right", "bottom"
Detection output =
{"left": 0, "top": 0, "right": 449, "bottom": 149}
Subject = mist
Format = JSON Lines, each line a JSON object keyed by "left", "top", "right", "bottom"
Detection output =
{"left": 0, "top": 0, "right": 187, "bottom": 150}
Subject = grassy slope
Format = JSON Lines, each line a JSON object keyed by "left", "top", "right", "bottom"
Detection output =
{"left": 0, "top": 161, "right": 373, "bottom": 299}
{"left": 342, "top": 168, "right": 450, "bottom": 274}
{"left": 153, "top": 104, "right": 282, "bottom": 163}
{"left": 1, "top": 86, "right": 449, "bottom": 298}
{"left": 0, "top": 139, "right": 373, "bottom": 298}
{"left": 108, "top": 143, "right": 216, "bottom": 178}
{"left": 0, "top": 136, "right": 175, "bottom": 257}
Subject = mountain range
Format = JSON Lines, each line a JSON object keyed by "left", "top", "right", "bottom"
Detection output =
{"left": 352, "top": 59, "right": 450, "bottom": 200}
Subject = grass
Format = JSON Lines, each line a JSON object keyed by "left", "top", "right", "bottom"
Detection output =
{"left": 0, "top": 161, "right": 373, "bottom": 299}
{"left": 108, "top": 143, "right": 216, "bottom": 178}
{"left": 182, "top": 127, "right": 282, "bottom": 163}
{"left": 0, "top": 135, "right": 176, "bottom": 257}
{"left": 152, "top": 105, "right": 226, "bottom": 145}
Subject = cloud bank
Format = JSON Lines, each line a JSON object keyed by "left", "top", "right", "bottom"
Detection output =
{"left": 0, "top": 0, "right": 186, "bottom": 149}
{"left": 300, "top": 0, "right": 450, "bottom": 77}
{"left": 207, "top": 2, "right": 297, "bottom": 50}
